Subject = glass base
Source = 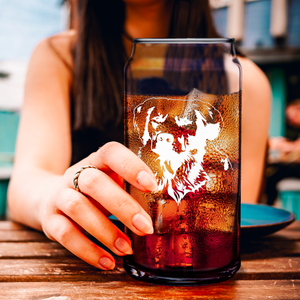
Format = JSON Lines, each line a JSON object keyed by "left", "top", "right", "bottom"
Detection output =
{"left": 123, "top": 257, "right": 240, "bottom": 286}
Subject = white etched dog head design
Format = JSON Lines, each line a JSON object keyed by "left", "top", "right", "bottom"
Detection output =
{"left": 133, "top": 89, "right": 230, "bottom": 204}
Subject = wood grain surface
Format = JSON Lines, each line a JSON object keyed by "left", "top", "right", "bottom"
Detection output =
{"left": 0, "top": 221, "right": 299, "bottom": 299}
{"left": 0, "top": 280, "right": 299, "bottom": 300}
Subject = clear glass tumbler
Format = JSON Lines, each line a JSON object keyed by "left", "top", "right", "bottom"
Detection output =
{"left": 124, "top": 38, "right": 241, "bottom": 285}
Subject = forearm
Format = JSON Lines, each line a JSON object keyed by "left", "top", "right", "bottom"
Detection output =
{"left": 7, "top": 167, "right": 62, "bottom": 231}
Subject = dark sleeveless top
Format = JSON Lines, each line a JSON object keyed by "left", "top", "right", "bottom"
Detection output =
{"left": 70, "top": 122, "right": 124, "bottom": 165}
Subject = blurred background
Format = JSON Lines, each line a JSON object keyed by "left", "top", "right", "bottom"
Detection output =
{"left": 211, "top": 0, "right": 300, "bottom": 218}
{"left": 0, "top": 0, "right": 300, "bottom": 219}
{"left": 0, "top": 0, "right": 69, "bottom": 218}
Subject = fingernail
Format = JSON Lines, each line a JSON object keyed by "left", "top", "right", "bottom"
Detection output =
{"left": 115, "top": 237, "right": 133, "bottom": 255}
{"left": 99, "top": 257, "right": 115, "bottom": 270}
{"left": 132, "top": 212, "right": 153, "bottom": 234}
{"left": 136, "top": 170, "right": 158, "bottom": 192}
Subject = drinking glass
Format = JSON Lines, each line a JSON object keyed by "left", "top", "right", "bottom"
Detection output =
{"left": 124, "top": 38, "right": 241, "bottom": 285}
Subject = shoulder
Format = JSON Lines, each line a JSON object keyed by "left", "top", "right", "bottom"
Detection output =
{"left": 238, "top": 56, "right": 271, "bottom": 136}
{"left": 29, "top": 30, "right": 76, "bottom": 72}
{"left": 238, "top": 56, "right": 271, "bottom": 99}
{"left": 26, "top": 30, "right": 76, "bottom": 86}
{"left": 238, "top": 56, "right": 271, "bottom": 120}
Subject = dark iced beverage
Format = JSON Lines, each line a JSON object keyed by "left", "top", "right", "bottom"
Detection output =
{"left": 124, "top": 38, "right": 241, "bottom": 284}
{"left": 124, "top": 90, "right": 241, "bottom": 284}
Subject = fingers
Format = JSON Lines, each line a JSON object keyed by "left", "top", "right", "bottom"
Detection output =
{"left": 77, "top": 142, "right": 158, "bottom": 192}
{"left": 64, "top": 142, "right": 156, "bottom": 235}
{"left": 96, "top": 142, "right": 157, "bottom": 192}
{"left": 44, "top": 213, "right": 116, "bottom": 270}
{"left": 75, "top": 167, "right": 153, "bottom": 236}
{"left": 56, "top": 188, "right": 133, "bottom": 256}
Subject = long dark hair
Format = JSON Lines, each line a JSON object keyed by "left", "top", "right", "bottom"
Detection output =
{"left": 72, "top": 0, "right": 223, "bottom": 131}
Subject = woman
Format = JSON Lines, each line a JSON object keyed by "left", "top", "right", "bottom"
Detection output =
{"left": 7, "top": 0, "right": 270, "bottom": 270}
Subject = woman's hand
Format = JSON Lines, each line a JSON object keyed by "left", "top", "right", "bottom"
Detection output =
{"left": 39, "top": 142, "right": 157, "bottom": 270}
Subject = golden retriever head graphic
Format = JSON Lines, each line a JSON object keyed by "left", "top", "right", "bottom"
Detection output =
{"left": 133, "top": 89, "right": 231, "bottom": 204}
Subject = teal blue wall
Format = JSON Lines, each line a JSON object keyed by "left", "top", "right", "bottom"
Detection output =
{"left": 0, "top": 111, "right": 19, "bottom": 167}
{"left": 268, "top": 69, "right": 286, "bottom": 137}
{"left": 0, "top": 111, "right": 19, "bottom": 219}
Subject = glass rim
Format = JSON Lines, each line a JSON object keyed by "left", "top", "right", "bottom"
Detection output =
{"left": 133, "top": 38, "right": 235, "bottom": 44}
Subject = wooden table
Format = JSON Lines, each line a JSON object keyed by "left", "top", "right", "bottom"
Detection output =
{"left": 0, "top": 220, "right": 299, "bottom": 299}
